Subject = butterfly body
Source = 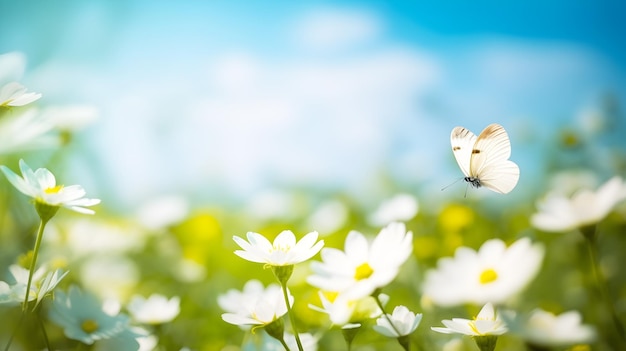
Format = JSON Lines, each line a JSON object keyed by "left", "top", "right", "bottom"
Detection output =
{"left": 450, "top": 123, "right": 519, "bottom": 194}
{"left": 464, "top": 176, "right": 481, "bottom": 189}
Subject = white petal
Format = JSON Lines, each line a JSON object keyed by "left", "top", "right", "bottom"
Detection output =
{"left": 274, "top": 230, "right": 297, "bottom": 247}
{"left": 221, "top": 313, "right": 262, "bottom": 326}
{"left": 1, "top": 164, "right": 35, "bottom": 197}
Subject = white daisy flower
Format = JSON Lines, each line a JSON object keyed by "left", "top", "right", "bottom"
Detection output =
{"left": 531, "top": 176, "right": 626, "bottom": 232}
{"left": 0, "top": 159, "right": 100, "bottom": 215}
{"left": 92, "top": 327, "right": 146, "bottom": 351}
{"left": 220, "top": 281, "right": 292, "bottom": 327}
{"left": 218, "top": 279, "right": 265, "bottom": 316}
{"left": 0, "top": 265, "right": 67, "bottom": 308}
{"left": 1, "top": 265, "right": 46, "bottom": 304}
{"left": 233, "top": 230, "right": 324, "bottom": 266}
{"left": 508, "top": 308, "right": 596, "bottom": 347}
{"left": 431, "top": 303, "right": 507, "bottom": 336}
{"left": 0, "top": 108, "right": 60, "bottom": 155}
{"left": 0, "top": 281, "right": 13, "bottom": 304}
{"left": 308, "top": 290, "right": 384, "bottom": 328}
{"left": 374, "top": 305, "right": 422, "bottom": 337}
{"left": 305, "top": 200, "right": 349, "bottom": 235}
{"left": 368, "top": 193, "right": 419, "bottom": 227}
{"left": 127, "top": 294, "right": 180, "bottom": 324}
{"left": 49, "top": 285, "right": 135, "bottom": 345}
{"left": 0, "top": 81, "right": 41, "bottom": 107}
{"left": 35, "top": 268, "right": 68, "bottom": 308}
{"left": 40, "top": 104, "right": 99, "bottom": 132}
{"left": 135, "top": 333, "right": 159, "bottom": 351}
{"left": 422, "top": 238, "right": 544, "bottom": 307}
{"left": 307, "top": 222, "right": 413, "bottom": 300}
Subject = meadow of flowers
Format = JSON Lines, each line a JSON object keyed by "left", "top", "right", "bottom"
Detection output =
{"left": 1, "top": 51, "right": 626, "bottom": 351}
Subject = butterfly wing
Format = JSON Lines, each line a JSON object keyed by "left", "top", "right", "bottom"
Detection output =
{"left": 469, "top": 123, "right": 520, "bottom": 193}
{"left": 450, "top": 126, "right": 478, "bottom": 178}
{"left": 473, "top": 160, "right": 520, "bottom": 193}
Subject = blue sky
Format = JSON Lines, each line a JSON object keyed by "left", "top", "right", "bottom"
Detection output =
{"left": 1, "top": 1, "right": 625, "bottom": 210}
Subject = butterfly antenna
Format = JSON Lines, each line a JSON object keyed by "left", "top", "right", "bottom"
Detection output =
{"left": 441, "top": 178, "right": 463, "bottom": 191}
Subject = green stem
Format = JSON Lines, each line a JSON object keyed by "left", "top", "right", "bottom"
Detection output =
{"left": 36, "top": 307, "right": 52, "bottom": 351}
{"left": 341, "top": 327, "right": 359, "bottom": 351}
{"left": 263, "top": 318, "right": 288, "bottom": 350}
{"left": 281, "top": 283, "right": 303, "bottom": 351}
{"left": 473, "top": 335, "right": 498, "bottom": 351}
{"left": 582, "top": 228, "right": 626, "bottom": 346}
{"left": 398, "top": 335, "right": 411, "bottom": 351}
{"left": 23, "top": 218, "right": 48, "bottom": 312}
{"left": 278, "top": 337, "right": 291, "bottom": 351}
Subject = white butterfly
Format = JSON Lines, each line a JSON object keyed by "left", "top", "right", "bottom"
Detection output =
{"left": 450, "top": 123, "right": 520, "bottom": 194}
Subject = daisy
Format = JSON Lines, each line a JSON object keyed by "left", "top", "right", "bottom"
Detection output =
{"left": 422, "top": 238, "right": 544, "bottom": 307}
{"left": 220, "top": 279, "right": 303, "bottom": 349}
{"left": 307, "top": 222, "right": 413, "bottom": 300}
{"left": 531, "top": 176, "right": 626, "bottom": 345}
{"left": 531, "top": 176, "right": 626, "bottom": 232}
{"left": 233, "top": 230, "right": 324, "bottom": 266}
{"left": 218, "top": 279, "right": 266, "bottom": 317}
{"left": 93, "top": 328, "right": 145, "bottom": 351}
{"left": 221, "top": 281, "right": 292, "bottom": 328}
{"left": 368, "top": 193, "right": 419, "bottom": 226}
{"left": 309, "top": 290, "right": 384, "bottom": 328}
{"left": 0, "top": 265, "right": 67, "bottom": 308}
{"left": 507, "top": 308, "right": 596, "bottom": 347}
{"left": 0, "top": 265, "right": 46, "bottom": 305}
{"left": 432, "top": 303, "right": 507, "bottom": 351}
{"left": 34, "top": 268, "right": 68, "bottom": 308}
{"left": 0, "top": 81, "right": 41, "bottom": 107}
{"left": 49, "top": 285, "right": 134, "bottom": 345}
{"left": 0, "top": 109, "right": 59, "bottom": 155}
{"left": 374, "top": 305, "right": 422, "bottom": 337}
{"left": 305, "top": 200, "right": 349, "bottom": 235}
{"left": 432, "top": 303, "right": 507, "bottom": 336}
{"left": 40, "top": 104, "right": 99, "bottom": 132}
{"left": 1, "top": 159, "right": 100, "bottom": 216}
{"left": 2, "top": 159, "right": 99, "bottom": 312}
{"left": 127, "top": 294, "right": 180, "bottom": 324}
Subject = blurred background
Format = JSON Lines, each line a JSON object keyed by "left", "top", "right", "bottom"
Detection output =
{"left": 1, "top": 1, "right": 626, "bottom": 350}
{"left": 1, "top": 0, "right": 625, "bottom": 210}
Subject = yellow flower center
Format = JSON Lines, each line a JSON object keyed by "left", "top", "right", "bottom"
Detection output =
{"left": 354, "top": 262, "right": 374, "bottom": 280}
{"left": 44, "top": 185, "right": 64, "bottom": 194}
{"left": 271, "top": 241, "right": 292, "bottom": 253}
{"left": 81, "top": 319, "right": 99, "bottom": 333}
{"left": 321, "top": 291, "right": 339, "bottom": 303}
{"left": 479, "top": 268, "right": 498, "bottom": 284}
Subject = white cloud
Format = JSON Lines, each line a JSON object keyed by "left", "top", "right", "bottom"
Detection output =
{"left": 211, "top": 53, "right": 263, "bottom": 93}
{"left": 442, "top": 40, "right": 615, "bottom": 126}
{"left": 292, "top": 8, "right": 382, "bottom": 52}
{"left": 474, "top": 41, "right": 610, "bottom": 94}
{"left": 0, "top": 52, "right": 26, "bottom": 84}
{"left": 179, "top": 47, "right": 442, "bottom": 197}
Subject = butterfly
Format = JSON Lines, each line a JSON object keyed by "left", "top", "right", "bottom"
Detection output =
{"left": 450, "top": 123, "right": 520, "bottom": 194}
